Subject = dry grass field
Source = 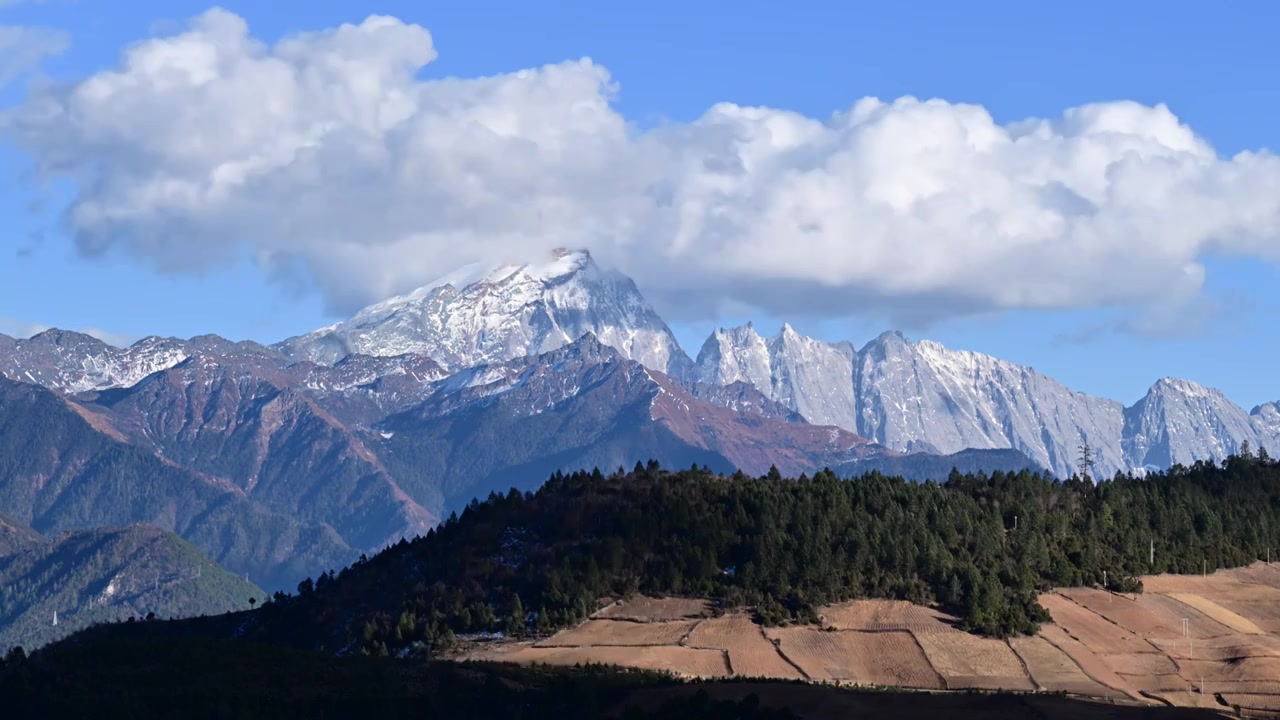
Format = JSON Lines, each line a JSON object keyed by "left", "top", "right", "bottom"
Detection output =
{"left": 1165, "top": 593, "right": 1266, "bottom": 634}
{"left": 466, "top": 564, "right": 1280, "bottom": 712}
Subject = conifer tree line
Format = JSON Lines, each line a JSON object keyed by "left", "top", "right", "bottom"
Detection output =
{"left": 248, "top": 451, "right": 1280, "bottom": 657}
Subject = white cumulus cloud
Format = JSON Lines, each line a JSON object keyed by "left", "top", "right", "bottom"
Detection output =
{"left": 4, "top": 9, "right": 1280, "bottom": 329}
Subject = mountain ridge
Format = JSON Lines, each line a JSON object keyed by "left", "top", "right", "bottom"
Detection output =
{"left": 2, "top": 251, "right": 1273, "bottom": 485}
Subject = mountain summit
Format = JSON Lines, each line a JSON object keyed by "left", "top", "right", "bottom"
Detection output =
{"left": 275, "top": 249, "right": 693, "bottom": 377}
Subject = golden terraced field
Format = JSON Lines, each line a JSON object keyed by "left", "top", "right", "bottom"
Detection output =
{"left": 465, "top": 565, "right": 1280, "bottom": 714}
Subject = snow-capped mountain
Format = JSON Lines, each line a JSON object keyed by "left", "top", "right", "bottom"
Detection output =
{"left": 855, "top": 331, "right": 1127, "bottom": 479}
{"left": 692, "top": 326, "right": 1275, "bottom": 480}
{"left": 694, "top": 323, "right": 857, "bottom": 431}
{"left": 0, "top": 330, "right": 192, "bottom": 393}
{"left": 275, "top": 248, "right": 693, "bottom": 378}
{"left": 2, "top": 255, "right": 1273, "bottom": 482}
{"left": 1123, "top": 379, "right": 1278, "bottom": 470}
{"left": 1253, "top": 402, "right": 1280, "bottom": 447}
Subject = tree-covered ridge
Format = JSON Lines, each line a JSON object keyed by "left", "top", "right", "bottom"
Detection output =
{"left": 0, "top": 377, "right": 356, "bottom": 591}
{"left": 0, "top": 523, "right": 261, "bottom": 649}
{"left": 222, "top": 451, "right": 1280, "bottom": 657}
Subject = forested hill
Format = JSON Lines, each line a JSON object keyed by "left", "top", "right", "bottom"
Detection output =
{"left": 78, "top": 450, "right": 1280, "bottom": 661}
{"left": 0, "top": 524, "right": 261, "bottom": 649}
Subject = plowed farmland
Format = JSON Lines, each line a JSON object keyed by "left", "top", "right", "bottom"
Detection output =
{"left": 533, "top": 619, "right": 697, "bottom": 647}
{"left": 684, "top": 613, "right": 805, "bottom": 679}
{"left": 593, "top": 595, "right": 712, "bottom": 621}
{"left": 466, "top": 563, "right": 1280, "bottom": 712}
{"left": 766, "top": 627, "right": 944, "bottom": 688}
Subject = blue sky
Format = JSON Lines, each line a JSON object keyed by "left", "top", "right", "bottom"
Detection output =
{"left": 0, "top": 0, "right": 1277, "bottom": 408}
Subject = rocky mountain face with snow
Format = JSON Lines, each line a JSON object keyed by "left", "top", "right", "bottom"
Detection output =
{"left": 694, "top": 323, "right": 858, "bottom": 431}
{"left": 0, "top": 249, "right": 1273, "bottom": 596}
{"left": 1123, "top": 378, "right": 1279, "bottom": 471}
{"left": 274, "top": 249, "right": 693, "bottom": 378}
{"left": 692, "top": 325, "right": 1278, "bottom": 479}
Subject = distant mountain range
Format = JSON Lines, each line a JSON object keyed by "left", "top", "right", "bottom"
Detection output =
{"left": 0, "top": 247, "right": 1273, "bottom": 599}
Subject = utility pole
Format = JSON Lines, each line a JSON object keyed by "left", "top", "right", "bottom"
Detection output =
{"left": 1150, "top": 539, "right": 1155, "bottom": 566}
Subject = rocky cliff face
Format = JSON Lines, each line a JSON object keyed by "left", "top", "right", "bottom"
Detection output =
{"left": 694, "top": 323, "right": 857, "bottom": 431}
{"left": 693, "top": 326, "right": 1275, "bottom": 480}
{"left": 1123, "top": 379, "right": 1277, "bottom": 470}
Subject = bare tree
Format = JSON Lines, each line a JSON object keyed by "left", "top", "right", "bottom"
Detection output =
{"left": 1077, "top": 443, "right": 1096, "bottom": 481}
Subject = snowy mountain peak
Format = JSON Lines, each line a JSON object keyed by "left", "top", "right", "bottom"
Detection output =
{"left": 276, "top": 249, "right": 693, "bottom": 377}
{"left": 1123, "top": 377, "right": 1262, "bottom": 469}
{"left": 694, "top": 322, "right": 857, "bottom": 433}
{"left": 1149, "top": 376, "right": 1214, "bottom": 399}
{"left": 693, "top": 323, "right": 771, "bottom": 390}
{"left": 860, "top": 329, "right": 911, "bottom": 354}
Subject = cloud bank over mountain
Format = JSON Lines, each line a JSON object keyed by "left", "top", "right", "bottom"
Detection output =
{"left": 6, "top": 9, "right": 1280, "bottom": 328}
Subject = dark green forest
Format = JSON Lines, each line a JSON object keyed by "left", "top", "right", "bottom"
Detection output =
{"left": 185, "top": 449, "right": 1280, "bottom": 659}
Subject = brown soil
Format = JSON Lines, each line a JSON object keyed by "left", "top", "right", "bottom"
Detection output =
{"left": 1059, "top": 588, "right": 1188, "bottom": 639}
{"left": 819, "top": 599, "right": 956, "bottom": 634}
{"left": 499, "top": 644, "right": 731, "bottom": 678}
{"left": 593, "top": 595, "right": 712, "bottom": 622}
{"left": 1133, "top": 593, "right": 1236, "bottom": 639}
{"left": 1009, "top": 635, "right": 1114, "bottom": 696}
{"left": 1166, "top": 594, "right": 1265, "bottom": 635}
{"left": 912, "top": 631, "right": 1034, "bottom": 690}
{"left": 1038, "top": 623, "right": 1147, "bottom": 702}
{"left": 683, "top": 614, "right": 805, "bottom": 679}
{"left": 767, "top": 627, "right": 944, "bottom": 689}
{"left": 472, "top": 562, "right": 1280, "bottom": 712}
{"left": 1039, "top": 593, "right": 1161, "bottom": 653}
{"left": 533, "top": 619, "right": 699, "bottom": 647}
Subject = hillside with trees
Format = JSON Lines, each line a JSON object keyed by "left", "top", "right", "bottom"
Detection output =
{"left": 0, "top": 523, "right": 261, "bottom": 649}
{"left": 89, "top": 449, "right": 1280, "bottom": 660}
